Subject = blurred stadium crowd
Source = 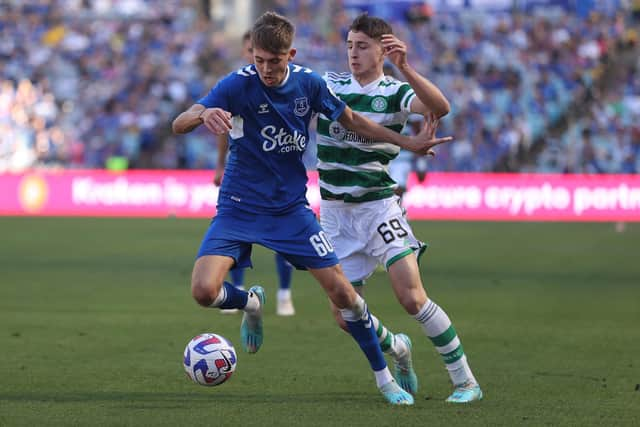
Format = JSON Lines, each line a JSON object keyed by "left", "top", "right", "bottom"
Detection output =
{"left": 1, "top": 0, "right": 639, "bottom": 173}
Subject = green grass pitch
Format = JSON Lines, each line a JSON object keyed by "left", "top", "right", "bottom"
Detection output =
{"left": 0, "top": 217, "right": 638, "bottom": 426}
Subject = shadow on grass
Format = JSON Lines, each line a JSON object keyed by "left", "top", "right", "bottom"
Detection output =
{"left": 0, "top": 391, "right": 373, "bottom": 405}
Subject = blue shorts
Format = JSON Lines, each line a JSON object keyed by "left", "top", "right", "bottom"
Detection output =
{"left": 197, "top": 204, "right": 339, "bottom": 270}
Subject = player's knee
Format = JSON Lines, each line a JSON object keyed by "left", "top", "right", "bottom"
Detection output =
{"left": 191, "top": 277, "right": 217, "bottom": 307}
{"left": 397, "top": 293, "right": 426, "bottom": 316}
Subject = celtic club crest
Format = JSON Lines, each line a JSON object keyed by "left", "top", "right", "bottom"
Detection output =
{"left": 371, "top": 96, "right": 388, "bottom": 112}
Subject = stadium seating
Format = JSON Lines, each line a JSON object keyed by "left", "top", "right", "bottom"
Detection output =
{"left": 0, "top": 0, "right": 637, "bottom": 173}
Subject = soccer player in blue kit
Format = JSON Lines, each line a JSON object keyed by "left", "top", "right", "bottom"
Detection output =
{"left": 214, "top": 30, "right": 296, "bottom": 317}
{"left": 172, "top": 11, "right": 450, "bottom": 405}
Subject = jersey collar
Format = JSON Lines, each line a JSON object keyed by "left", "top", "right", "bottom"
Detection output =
{"left": 355, "top": 73, "right": 385, "bottom": 92}
{"left": 276, "top": 65, "right": 291, "bottom": 87}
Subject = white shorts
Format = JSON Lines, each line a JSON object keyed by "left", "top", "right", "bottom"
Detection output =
{"left": 320, "top": 196, "right": 426, "bottom": 284}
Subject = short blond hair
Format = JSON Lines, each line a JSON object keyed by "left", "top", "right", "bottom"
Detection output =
{"left": 251, "top": 11, "right": 295, "bottom": 53}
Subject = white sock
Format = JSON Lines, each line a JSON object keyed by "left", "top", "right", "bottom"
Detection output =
{"left": 374, "top": 367, "right": 394, "bottom": 388}
{"left": 243, "top": 290, "right": 261, "bottom": 313}
{"left": 370, "top": 314, "right": 407, "bottom": 359}
{"left": 415, "top": 299, "right": 477, "bottom": 386}
{"left": 209, "top": 286, "right": 227, "bottom": 308}
{"left": 277, "top": 289, "right": 291, "bottom": 301}
{"left": 338, "top": 294, "right": 367, "bottom": 321}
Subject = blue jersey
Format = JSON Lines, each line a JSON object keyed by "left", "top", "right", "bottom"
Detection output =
{"left": 198, "top": 64, "right": 346, "bottom": 214}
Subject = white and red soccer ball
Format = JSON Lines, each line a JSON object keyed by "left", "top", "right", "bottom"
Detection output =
{"left": 183, "top": 333, "right": 237, "bottom": 386}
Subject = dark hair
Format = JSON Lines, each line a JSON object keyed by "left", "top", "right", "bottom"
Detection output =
{"left": 242, "top": 30, "right": 251, "bottom": 43}
{"left": 349, "top": 13, "right": 393, "bottom": 40}
{"left": 252, "top": 11, "right": 295, "bottom": 53}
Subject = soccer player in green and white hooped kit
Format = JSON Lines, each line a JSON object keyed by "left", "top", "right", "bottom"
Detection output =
{"left": 173, "top": 11, "right": 450, "bottom": 406}
{"left": 318, "top": 13, "right": 482, "bottom": 403}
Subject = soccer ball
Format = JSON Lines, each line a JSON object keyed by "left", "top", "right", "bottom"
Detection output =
{"left": 183, "top": 333, "right": 237, "bottom": 386}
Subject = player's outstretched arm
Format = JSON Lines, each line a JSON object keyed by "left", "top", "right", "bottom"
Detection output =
{"left": 172, "top": 104, "right": 233, "bottom": 135}
{"left": 337, "top": 107, "right": 452, "bottom": 155}
{"left": 172, "top": 104, "right": 206, "bottom": 134}
{"left": 381, "top": 34, "right": 450, "bottom": 118}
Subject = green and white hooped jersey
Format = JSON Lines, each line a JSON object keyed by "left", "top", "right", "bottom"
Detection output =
{"left": 317, "top": 72, "right": 416, "bottom": 203}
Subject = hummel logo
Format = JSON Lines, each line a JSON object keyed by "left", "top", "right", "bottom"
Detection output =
{"left": 363, "top": 313, "right": 372, "bottom": 328}
{"left": 258, "top": 104, "right": 269, "bottom": 114}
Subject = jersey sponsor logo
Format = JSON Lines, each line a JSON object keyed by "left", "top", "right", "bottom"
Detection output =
{"left": 294, "top": 97, "right": 309, "bottom": 117}
{"left": 371, "top": 96, "right": 388, "bottom": 112}
{"left": 261, "top": 125, "right": 307, "bottom": 153}
{"left": 329, "top": 121, "right": 346, "bottom": 140}
{"left": 258, "top": 104, "right": 270, "bottom": 114}
{"left": 328, "top": 121, "right": 375, "bottom": 145}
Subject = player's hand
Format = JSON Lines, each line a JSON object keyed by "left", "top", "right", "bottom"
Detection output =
{"left": 404, "top": 113, "right": 453, "bottom": 156}
{"left": 200, "top": 108, "right": 232, "bottom": 135}
{"left": 381, "top": 34, "right": 408, "bottom": 69}
{"left": 423, "top": 112, "right": 444, "bottom": 156}
{"left": 213, "top": 167, "right": 224, "bottom": 186}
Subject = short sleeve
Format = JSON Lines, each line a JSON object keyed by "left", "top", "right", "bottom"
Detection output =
{"left": 398, "top": 83, "right": 416, "bottom": 114}
{"left": 196, "top": 73, "right": 238, "bottom": 114}
{"left": 309, "top": 72, "right": 346, "bottom": 121}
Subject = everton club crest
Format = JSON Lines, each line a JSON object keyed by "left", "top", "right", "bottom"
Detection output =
{"left": 294, "top": 97, "right": 310, "bottom": 117}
